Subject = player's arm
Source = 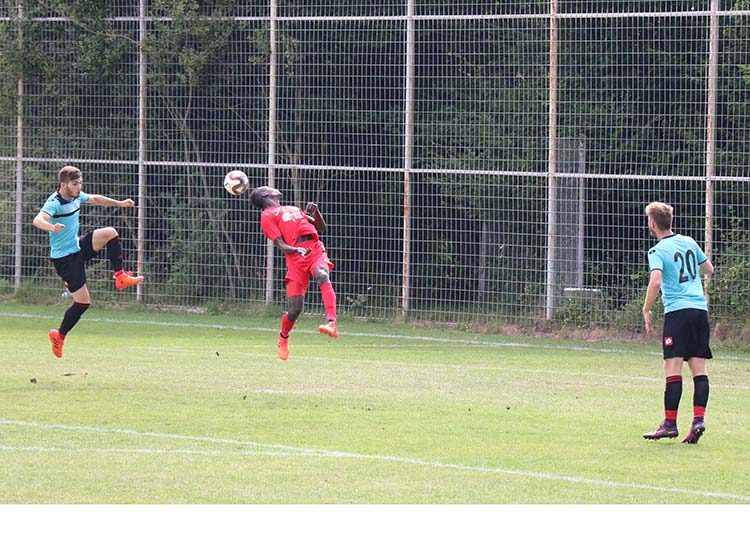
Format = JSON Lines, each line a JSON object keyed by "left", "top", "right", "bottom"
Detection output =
{"left": 32, "top": 210, "right": 64, "bottom": 233}
{"left": 699, "top": 258, "right": 714, "bottom": 276}
{"left": 87, "top": 194, "right": 135, "bottom": 208}
{"left": 273, "top": 237, "right": 310, "bottom": 257}
{"left": 642, "top": 269, "right": 662, "bottom": 334}
{"left": 305, "top": 202, "right": 326, "bottom": 234}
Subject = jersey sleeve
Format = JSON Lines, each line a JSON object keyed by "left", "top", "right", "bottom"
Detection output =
{"left": 691, "top": 238, "right": 707, "bottom": 265}
{"left": 647, "top": 247, "right": 663, "bottom": 272}
{"left": 78, "top": 191, "right": 90, "bottom": 204}
{"left": 260, "top": 209, "right": 281, "bottom": 241}
{"left": 40, "top": 196, "right": 59, "bottom": 217}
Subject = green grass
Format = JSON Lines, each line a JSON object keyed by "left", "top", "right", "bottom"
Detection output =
{"left": 1, "top": 301, "right": 749, "bottom": 504}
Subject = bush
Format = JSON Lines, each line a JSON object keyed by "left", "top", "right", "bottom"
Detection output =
{"left": 709, "top": 226, "right": 750, "bottom": 320}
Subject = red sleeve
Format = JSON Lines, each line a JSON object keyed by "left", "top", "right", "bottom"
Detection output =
{"left": 260, "top": 209, "right": 281, "bottom": 241}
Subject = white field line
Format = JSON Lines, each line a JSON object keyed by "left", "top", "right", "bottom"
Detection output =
{"left": 0, "top": 310, "right": 731, "bottom": 359}
{"left": 1, "top": 419, "right": 748, "bottom": 502}
{"left": 0, "top": 445, "right": 308, "bottom": 457}
{"left": 5, "top": 311, "right": 750, "bottom": 386}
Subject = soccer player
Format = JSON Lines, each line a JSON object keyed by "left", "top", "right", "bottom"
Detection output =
{"left": 32, "top": 166, "right": 144, "bottom": 358}
{"left": 249, "top": 186, "right": 338, "bottom": 361}
{"left": 641, "top": 202, "right": 714, "bottom": 444}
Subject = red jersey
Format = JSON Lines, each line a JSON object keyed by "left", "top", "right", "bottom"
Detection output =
{"left": 260, "top": 205, "right": 318, "bottom": 245}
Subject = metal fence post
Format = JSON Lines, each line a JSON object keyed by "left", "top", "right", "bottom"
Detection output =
{"left": 402, "top": 0, "right": 415, "bottom": 318}
{"left": 14, "top": 0, "right": 24, "bottom": 293}
{"left": 266, "top": 0, "right": 278, "bottom": 304}
{"left": 704, "top": 0, "right": 719, "bottom": 287}
{"left": 546, "top": 0, "right": 559, "bottom": 320}
{"left": 136, "top": 0, "right": 147, "bottom": 302}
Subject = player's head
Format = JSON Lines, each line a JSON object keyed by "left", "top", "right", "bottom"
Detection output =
{"left": 58, "top": 166, "right": 83, "bottom": 198}
{"left": 645, "top": 202, "right": 673, "bottom": 236}
{"left": 249, "top": 186, "right": 282, "bottom": 209}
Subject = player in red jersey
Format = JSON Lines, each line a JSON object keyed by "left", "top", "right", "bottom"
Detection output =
{"left": 249, "top": 186, "right": 338, "bottom": 360}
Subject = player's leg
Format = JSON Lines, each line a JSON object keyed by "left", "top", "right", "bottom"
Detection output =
{"left": 277, "top": 278, "right": 308, "bottom": 361}
{"left": 90, "top": 227, "right": 143, "bottom": 289}
{"left": 314, "top": 264, "right": 338, "bottom": 338}
{"left": 49, "top": 254, "right": 90, "bottom": 358}
{"left": 682, "top": 358, "right": 708, "bottom": 443}
{"left": 643, "top": 357, "right": 683, "bottom": 440}
{"left": 680, "top": 309, "right": 711, "bottom": 444}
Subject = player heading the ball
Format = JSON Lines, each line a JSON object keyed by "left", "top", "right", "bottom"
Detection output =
{"left": 249, "top": 185, "right": 338, "bottom": 361}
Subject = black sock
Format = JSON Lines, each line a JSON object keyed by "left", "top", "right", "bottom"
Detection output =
{"left": 664, "top": 375, "right": 682, "bottom": 420}
{"left": 106, "top": 236, "right": 124, "bottom": 272}
{"left": 59, "top": 302, "right": 90, "bottom": 336}
{"left": 693, "top": 375, "right": 709, "bottom": 419}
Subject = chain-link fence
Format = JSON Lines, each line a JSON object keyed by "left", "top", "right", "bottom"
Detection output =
{"left": 1, "top": 1, "right": 749, "bottom": 329}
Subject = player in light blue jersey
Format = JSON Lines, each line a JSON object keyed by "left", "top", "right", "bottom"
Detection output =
{"left": 641, "top": 202, "right": 714, "bottom": 444}
{"left": 32, "top": 166, "right": 145, "bottom": 358}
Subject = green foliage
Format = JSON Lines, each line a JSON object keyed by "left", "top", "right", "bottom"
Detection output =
{"left": 709, "top": 224, "right": 750, "bottom": 320}
{"left": 2, "top": 2, "right": 750, "bottom": 329}
{"left": 12, "top": 280, "right": 61, "bottom": 304}
{"left": 147, "top": 0, "right": 237, "bottom": 90}
{"left": 555, "top": 290, "right": 606, "bottom": 329}
{"left": 0, "top": 278, "right": 14, "bottom": 296}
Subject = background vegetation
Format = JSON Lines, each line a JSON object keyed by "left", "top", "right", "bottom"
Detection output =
{"left": 0, "top": 1, "right": 748, "bottom": 331}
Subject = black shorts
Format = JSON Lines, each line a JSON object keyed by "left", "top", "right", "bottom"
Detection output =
{"left": 51, "top": 232, "right": 98, "bottom": 293}
{"left": 662, "top": 308, "right": 712, "bottom": 361}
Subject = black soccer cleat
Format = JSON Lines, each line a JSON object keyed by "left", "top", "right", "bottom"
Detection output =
{"left": 681, "top": 419, "right": 706, "bottom": 444}
{"left": 643, "top": 420, "right": 678, "bottom": 440}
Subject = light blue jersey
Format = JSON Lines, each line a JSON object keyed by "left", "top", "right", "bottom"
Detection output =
{"left": 647, "top": 233, "right": 708, "bottom": 313}
{"left": 40, "top": 191, "right": 91, "bottom": 259}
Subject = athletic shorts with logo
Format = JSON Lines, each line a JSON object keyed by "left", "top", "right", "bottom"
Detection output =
{"left": 662, "top": 308, "right": 712, "bottom": 361}
{"left": 51, "top": 231, "right": 97, "bottom": 293}
{"left": 284, "top": 238, "right": 334, "bottom": 296}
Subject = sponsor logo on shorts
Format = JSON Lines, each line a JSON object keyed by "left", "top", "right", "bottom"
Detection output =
{"left": 664, "top": 336, "right": 673, "bottom": 346}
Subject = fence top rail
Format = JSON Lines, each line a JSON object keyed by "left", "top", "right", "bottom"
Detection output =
{"left": 3, "top": 157, "right": 749, "bottom": 184}
{"left": 1, "top": 10, "right": 749, "bottom": 24}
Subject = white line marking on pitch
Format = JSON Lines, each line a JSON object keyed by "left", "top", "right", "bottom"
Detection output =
{"left": 0, "top": 444, "right": 308, "bottom": 457}
{"left": 0, "top": 311, "right": 663, "bottom": 356}
{"left": 1, "top": 419, "right": 748, "bottom": 502}
{"left": 6, "top": 310, "right": 750, "bottom": 361}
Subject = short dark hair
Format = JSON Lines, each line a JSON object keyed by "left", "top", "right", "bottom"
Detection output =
{"left": 249, "top": 186, "right": 280, "bottom": 209}
{"left": 59, "top": 166, "right": 82, "bottom": 184}
{"left": 645, "top": 202, "right": 673, "bottom": 231}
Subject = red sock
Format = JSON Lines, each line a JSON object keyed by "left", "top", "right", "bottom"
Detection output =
{"left": 114, "top": 269, "right": 125, "bottom": 277}
{"left": 694, "top": 406, "right": 706, "bottom": 419}
{"left": 320, "top": 282, "right": 337, "bottom": 322}
{"left": 280, "top": 313, "right": 296, "bottom": 338}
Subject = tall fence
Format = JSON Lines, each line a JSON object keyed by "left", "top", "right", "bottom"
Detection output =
{"left": 1, "top": 1, "right": 749, "bottom": 330}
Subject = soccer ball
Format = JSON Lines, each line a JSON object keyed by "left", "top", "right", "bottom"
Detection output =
{"left": 223, "top": 170, "right": 249, "bottom": 195}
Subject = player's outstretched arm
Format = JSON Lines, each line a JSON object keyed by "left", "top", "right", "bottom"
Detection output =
{"left": 87, "top": 194, "right": 135, "bottom": 208}
{"left": 305, "top": 202, "right": 327, "bottom": 233}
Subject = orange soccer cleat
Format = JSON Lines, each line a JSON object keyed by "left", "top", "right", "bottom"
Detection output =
{"left": 114, "top": 271, "right": 144, "bottom": 290}
{"left": 49, "top": 329, "right": 65, "bottom": 358}
{"left": 318, "top": 320, "right": 338, "bottom": 339}
{"left": 277, "top": 337, "right": 289, "bottom": 361}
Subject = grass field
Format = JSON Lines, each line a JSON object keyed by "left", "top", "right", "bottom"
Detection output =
{"left": 1, "top": 301, "right": 749, "bottom": 504}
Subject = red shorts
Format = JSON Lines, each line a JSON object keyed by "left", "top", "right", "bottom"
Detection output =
{"left": 284, "top": 239, "right": 334, "bottom": 296}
